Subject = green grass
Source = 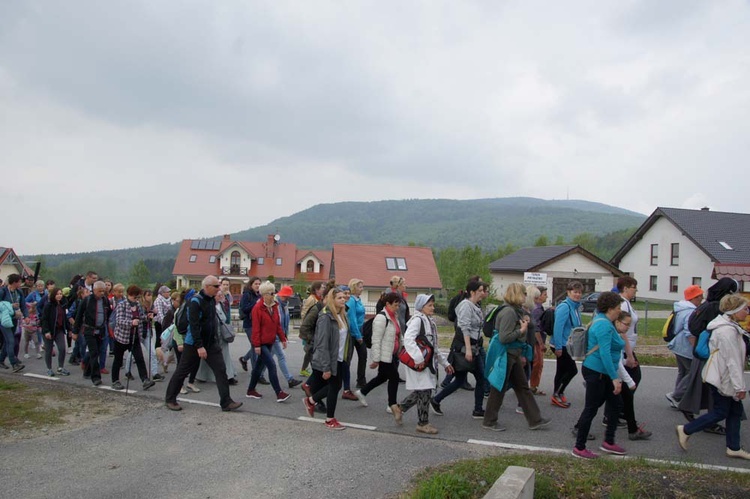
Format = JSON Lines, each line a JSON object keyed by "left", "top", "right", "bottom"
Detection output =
{"left": 403, "top": 454, "right": 750, "bottom": 498}
{"left": 0, "top": 379, "right": 67, "bottom": 430}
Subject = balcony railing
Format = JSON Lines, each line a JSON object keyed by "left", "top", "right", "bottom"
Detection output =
{"left": 221, "top": 266, "right": 248, "bottom": 276}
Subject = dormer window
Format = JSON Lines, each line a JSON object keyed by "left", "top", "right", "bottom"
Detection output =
{"left": 385, "top": 257, "right": 407, "bottom": 271}
{"left": 189, "top": 255, "right": 197, "bottom": 263}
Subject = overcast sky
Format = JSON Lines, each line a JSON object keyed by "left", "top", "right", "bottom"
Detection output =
{"left": 3, "top": 1, "right": 749, "bottom": 255}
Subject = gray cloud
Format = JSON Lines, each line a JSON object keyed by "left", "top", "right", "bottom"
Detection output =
{"left": 2, "top": 1, "right": 749, "bottom": 253}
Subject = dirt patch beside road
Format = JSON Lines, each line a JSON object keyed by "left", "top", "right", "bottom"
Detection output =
{"left": 0, "top": 374, "right": 149, "bottom": 443}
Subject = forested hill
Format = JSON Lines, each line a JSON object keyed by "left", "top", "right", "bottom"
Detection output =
{"left": 23, "top": 197, "right": 645, "bottom": 285}
{"left": 233, "top": 197, "right": 645, "bottom": 250}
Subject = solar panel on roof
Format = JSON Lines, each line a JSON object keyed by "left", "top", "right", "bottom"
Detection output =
{"left": 211, "top": 241, "right": 221, "bottom": 250}
{"left": 199, "top": 240, "right": 207, "bottom": 250}
{"left": 190, "top": 241, "right": 200, "bottom": 249}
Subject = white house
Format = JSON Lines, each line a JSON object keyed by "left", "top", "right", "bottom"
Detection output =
{"left": 610, "top": 207, "right": 750, "bottom": 302}
{"left": 489, "top": 245, "right": 624, "bottom": 305}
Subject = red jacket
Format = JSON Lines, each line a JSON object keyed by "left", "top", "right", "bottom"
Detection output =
{"left": 251, "top": 299, "right": 286, "bottom": 347}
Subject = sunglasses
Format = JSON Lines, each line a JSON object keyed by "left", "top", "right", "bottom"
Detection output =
{"left": 208, "top": 284, "right": 220, "bottom": 288}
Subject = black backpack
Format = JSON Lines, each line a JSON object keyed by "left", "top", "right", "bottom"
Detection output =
{"left": 362, "top": 311, "right": 388, "bottom": 349}
{"left": 539, "top": 307, "right": 555, "bottom": 336}
{"left": 447, "top": 291, "right": 466, "bottom": 323}
{"left": 174, "top": 300, "right": 190, "bottom": 336}
{"left": 482, "top": 305, "right": 506, "bottom": 338}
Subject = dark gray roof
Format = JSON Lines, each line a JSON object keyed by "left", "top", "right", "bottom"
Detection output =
{"left": 611, "top": 207, "right": 750, "bottom": 265}
{"left": 489, "top": 245, "right": 577, "bottom": 272}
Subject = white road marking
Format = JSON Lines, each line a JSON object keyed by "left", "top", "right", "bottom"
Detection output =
{"left": 23, "top": 373, "right": 59, "bottom": 381}
{"left": 297, "top": 416, "right": 377, "bottom": 431}
{"left": 468, "top": 439, "right": 569, "bottom": 455}
{"left": 176, "top": 397, "right": 220, "bottom": 407}
{"left": 98, "top": 385, "right": 137, "bottom": 394}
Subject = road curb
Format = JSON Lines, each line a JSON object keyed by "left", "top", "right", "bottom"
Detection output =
{"left": 483, "top": 466, "right": 534, "bottom": 499}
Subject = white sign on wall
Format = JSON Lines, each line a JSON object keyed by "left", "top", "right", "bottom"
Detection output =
{"left": 523, "top": 272, "right": 548, "bottom": 286}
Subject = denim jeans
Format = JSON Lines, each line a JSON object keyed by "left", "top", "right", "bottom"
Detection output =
{"left": 0, "top": 325, "right": 19, "bottom": 366}
{"left": 684, "top": 385, "right": 744, "bottom": 451}
{"left": 248, "top": 344, "right": 282, "bottom": 394}
{"left": 271, "top": 337, "right": 292, "bottom": 381}
{"left": 434, "top": 346, "right": 485, "bottom": 412}
{"left": 242, "top": 328, "right": 260, "bottom": 369}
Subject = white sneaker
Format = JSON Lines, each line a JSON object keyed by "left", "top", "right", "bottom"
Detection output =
{"left": 727, "top": 448, "right": 750, "bottom": 460}
{"left": 36, "top": 353, "right": 42, "bottom": 359}
{"left": 386, "top": 405, "right": 393, "bottom": 414}
{"left": 24, "top": 354, "right": 30, "bottom": 359}
{"left": 354, "top": 389, "right": 368, "bottom": 407}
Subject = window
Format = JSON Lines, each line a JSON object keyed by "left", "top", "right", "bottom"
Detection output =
{"left": 649, "top": 275, "right": 657, "bottom": 291}
{"left": 209, "top": 256, "right": 216, "bottom": 263}
{"left": 230, "top": 251, "right": 241, "bottom": 266}
{"left": 692, "top": 277, "right": 702, "bottom": 286}
{"left": 718, "top": 241, "right": 733, "bottom": 250}
{"left": 650, "top": 244, "right": 658, "bottom": 266}
{"left": 189, "top": 255, "right": 197, "bottom": 263}
{"left": 306, "top": 260, "right": 314, "bottom": 273}
{"left": 669, "top": 276, "right": 679, "bottom": 293}
{"left": 276, "top": 258, "right": 282, "bottom": 266}
{"left": 670, "top": 243, "right": 679, "bottom": 266}
{"left": 257, "top": 257, "right": 264, "bottom": 265}
{"left": 189, "top": 279, "right": 201, "bottom": 288}
{"left": 385, "top": 257, "right": 407, "bottom": 271}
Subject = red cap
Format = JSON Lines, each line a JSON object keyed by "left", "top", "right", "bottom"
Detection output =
{"left": 278, "top": 285, "right": 294, "bottom": 298}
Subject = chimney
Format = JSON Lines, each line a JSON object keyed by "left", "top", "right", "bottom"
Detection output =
{"left": 266, "top": 234, "right": 275, "bottom": 258}
{"left": 223, "top": 234, "right": 231, "bottom": 241}
{"left": 700, "top": 207, "right": 710, "bottom": 211}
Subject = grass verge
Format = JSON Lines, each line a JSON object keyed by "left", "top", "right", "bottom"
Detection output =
{"left": 403, "top": 454, "right": 750, "bottom": 498}
{"left": 0, "top": 379, "right": 69, "bottom": 430}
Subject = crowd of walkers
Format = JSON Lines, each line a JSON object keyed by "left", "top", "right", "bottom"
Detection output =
{"left": 1, "top": 271, "right": 748, "bottom": 459}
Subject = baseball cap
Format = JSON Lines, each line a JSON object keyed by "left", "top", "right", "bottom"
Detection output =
{"left": 684, "top": 285, "right": 704, "bottom": 301}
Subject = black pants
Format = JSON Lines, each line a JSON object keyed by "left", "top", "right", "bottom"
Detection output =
{"left": 165, "top": 343, "right": 232, "bottom": 409}
{"left": 621, "top": 352, "right": 642, "bottom": 433}
{"left": 361, "top": 358, "right": 400, "bottom": 406}
{"left": 44, "top": 330, "right": 67, "bottom": 370}
{"left": 353, "top": 340, "right": 368, "bottom": 387}
{"left": 553, "top": 347, "right": 578, "bottom": 395}
{"left": 575, "top": 366, "right": 623, "bottom": 450}
{"left": 112, "top": 337, "right": 148, "bottom": 383}
{"left": 309, "top": 362, "right": 344, "bottom": 419}
{"left": 83, "top": 332, "right": 103, "bottom": 383}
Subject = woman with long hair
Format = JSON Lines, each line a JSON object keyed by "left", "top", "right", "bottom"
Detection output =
{"left": 40, "top": 288, "right": 70, "bottom": 376}
{"left": 299, "top": 281, "right": 326, "bottom": 377}
{"left": 302, "top": 287, "right": 351, "bottom": 430}
{"left": 431, "top": 280, "right": 487, "bottom": 419}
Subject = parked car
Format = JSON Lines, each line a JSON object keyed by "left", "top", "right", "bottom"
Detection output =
{"left": 580, "top": 292, "right": 600, "bottom": 313}
{"left": 287, "top": 294, "right": 302, "bottom": 318}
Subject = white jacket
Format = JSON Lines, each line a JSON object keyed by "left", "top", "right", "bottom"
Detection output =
{"left": 403, "top": 312, "right": 450, "bottom": 391}
{"left": 370, "top": 312, "right": 398, "bottom": 364}
{"left": 701, "top": 314, "right": 748, "bottom": 397}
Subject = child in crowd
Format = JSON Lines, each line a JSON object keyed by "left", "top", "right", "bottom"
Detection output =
{"left": 22, "top": 303, "right": 42, "bottom": 360}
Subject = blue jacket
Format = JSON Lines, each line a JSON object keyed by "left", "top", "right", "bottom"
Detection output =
{"left": 276, "top": 296, "right": 290, "bottom": 335}
{"left": 346, "top": 295, "right": 365, "bottom": 340}
{"left": 552, "top": 297, "right": 581, "bottom": 350}
{"left": 582, "top": 313, "right": 625, "bottom": 380}
{"left": 667, "top": 300, "right": 696, "bottom": 359}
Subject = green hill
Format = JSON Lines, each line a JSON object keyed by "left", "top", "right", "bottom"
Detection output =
{"left": 23, "top": 197, "right": 645, "bottom": 285}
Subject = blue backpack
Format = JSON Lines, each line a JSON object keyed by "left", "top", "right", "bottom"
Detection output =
{"left": 694, "top": 330, "right": 711, "bottom": 360}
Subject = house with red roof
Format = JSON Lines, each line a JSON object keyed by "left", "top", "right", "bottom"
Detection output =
{"left": 331, "top": 243, "right": 442, "bottom": 312}
{"left": 172, "top": 237, "right": 442, "bottom": 311}
{"left": 172, "top": 234, "right": 332, "bottom": 296}
{"left": 0, "top": 247, "right": 34, "bottom": 284}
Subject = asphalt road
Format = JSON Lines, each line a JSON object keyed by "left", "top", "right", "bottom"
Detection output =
{"left": 2, "top": 329, "right": 749, "bottom": 498}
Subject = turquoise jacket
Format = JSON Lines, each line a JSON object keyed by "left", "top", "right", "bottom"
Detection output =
{"left": 484, "top": 334, "right": 531, "bottom": 392}
{"left": 552, "top": 297, "right": 582, "bottom": 350}
{"left": 582, "top": 313, "right": 625, "bottom": 380}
